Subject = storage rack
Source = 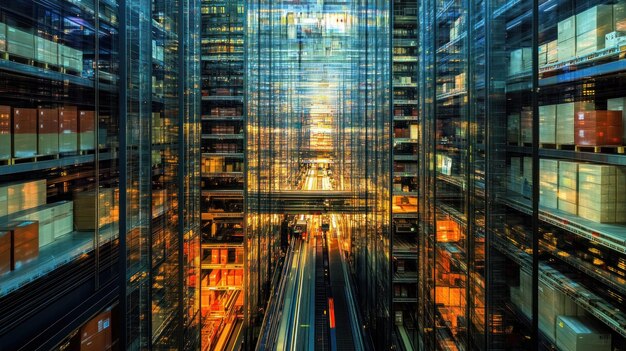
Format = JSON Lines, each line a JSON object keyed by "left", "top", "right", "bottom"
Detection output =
{"left": 200, "top": 0, "right": 246, "bottom": 349}
{"left": 391, "top": 1, "right": 419, "bottom": 349}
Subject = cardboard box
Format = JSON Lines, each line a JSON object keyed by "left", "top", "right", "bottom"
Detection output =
{"left": 5, "top": 180, "right": 47, "bottom": 214}
{"left": 0, "top": 221, "right": 39, "bottom": 269}
{"left": 556, "top": 102, "right": 595, "bottom": 144}
{"left": 615, "top": 2, "right": 626, "bottom": 31}
{"left": 38, "top": 108, "right": 59, "bottom": 155}
{"left": 575, "top": 111, "right": 623, "bottom": 146}
{"left": 558, "top": 16, "right": 576, "bottom": 41}
{"left": 209, "top": 269, "right": 221, "bottom": 286}
{"left": 577, "top": 29, "right": 610, "bottom": 56}
{"left": 13, "top": 201, "right": 73, "bottom": 247}
{"left": 540, "top": 105, "right": 557, "bottom": 144}
{"left": 0, "top": 230, "right": 10, "bottom": 274}
{"left": 606, "top": 97, "right": 626, "bottom": 140}
{"left": 211, "top": 249, "right": 219, "bottom": 264}
{"left": 79, "top": 111, "right": 95, "bottom": 151}
{"left": 547, "top": 40, "right": 558, "bottom": 63}
{"left": 220, "top": 249, "right": 228, "bottom": 264}
{"left": 576, "top": 5, "right": 613, "bottom": 36}
{"left": 59, "top": 106, "right": 78, "bottom": 153}
{"left": 73, "top": 189, "right": 114, "bottom": 230}
{"left": 13, "top": 108, "right": 37, "bottom": 158}
{"left": 80, "top": 310, "right": 112, "bottom": 351}
{"left": 556, "top": 316, "right": 611, "bottom": 351}
{"left": 538, "top": 281, "right": 582, "bottom": 340}
{"left": 35, "top": 37, "right": 58, "bottom": 66}
{"left": 0, "top": 105, "right": 10, "bottom": 160}
{"left": 558, "top": 37, "right": 576, "bottom": 61}
{"left": 7, "top": 26, "right": 34, "bottom": 59}
{"left": 59, "top": 45, "right": 83, "bottom": 72}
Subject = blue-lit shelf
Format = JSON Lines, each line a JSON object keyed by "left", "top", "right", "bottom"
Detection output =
{"left": 0, "top": 152, "right": 114, "bottom": 176}
{"left": 503, "top": 193, "right": 626, "bottom": 255}
{"left": 202, "top": 134, "right": 244, "bottom": 140}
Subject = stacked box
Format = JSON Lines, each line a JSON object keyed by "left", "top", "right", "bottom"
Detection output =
{"left": 13, "top": 108, "right": 37, "bottom": 158}
{"left": 0, "top": 105, "right": 10, "bottom": 160}
{"left": 575, "top": 111, "right": 623, "bottom": 145}
{"left": 7, "top": 26, "right": 34, "bottom": 59}
{"left": 617, "top": 168, "right": 626, "bottom": 222}
{"left": 0, "top": 221, "right": 39, "bottom": 270}
{"left": 59, "top": 45, "right": 83, "bottom": 72}
{"left": 547, "top": 40, "right": 558, "bottom": 63}
{"left": 556, "top": 316, "right": 612, "bottom": 351}
{"left": 79, "top": 110, "right": 95, "bottom": 151}
{"left": 5, "top": 180, "right": 46, "bottom": 214}
{"left": 0, "top": 23, "right": 6, "bottom": 52}
{"left": 616, "top": 2, "right": 626, "bottom": 31}
{"left": 73, "top": 189, "right": 114, "bottom": 230}
{"left": 152, "top": 112, "right": 164, "bottom": 145}
{"left": 455, "top": 73, "right": 466, "bottom": 90}
{"left": 509, "top": 47, "right": 532, "bottom": 76}
{"left": 576, "top": 5, "right": 614, "bottom": 56}
{"left": 220, "top": 249, "right": 228, "bottom": 264}
{"left": 520, "top": 108, "right": 533, "bottom": 144}
{"left": 59, "top": 106, "right": 78, "bottom": 153}
{"left": 80, "top": 310, "right": 112, "bottom": 351}
{"left": 558, "top": 161, "right": 579, "bottom": 215}
{"left": 578, "top": 164, "right": 621, "bottom": 222}
{"left": 538, "top": 281, "right": 582, "bottom": 341}
{"left": 211, "top": 249, "right": 219, "bottom": 264}
{"left": 540, "top": 105, "right": 557, "bottom": 143}
{"left": 35, "top": 37, "right": 58, "bottom": 66}
{"left": 558, "top": 16, "right": 577, "bottom": 61}
{"left": 410, "top": 124, "right": 419, "bottom": 140}
{"left": 228, "top": 270, "right": 235, "bottom": 285}
{"left": 540, "top": 159, "right": 559, "bottom": 208}
{"left": 38, "top": 108, "right": 59, "bottom": 155}
{"left": 13, "top": 201, "right": 74, "bottom": 247}
{"left": 0, "top": 230, "right": 10, "bottom": 275}
{"left": 235, "top": 270, "right": 243, "bottom": 285}
{"left": 607, "top": 97, "right": 626, "bottom": 140}
{"left": 209, "top": 269, "right": 221, "bottom": 286}
{"left": 556, "top": 102, "right": 595, "bottom": 144}
{"left": 507, "top": 114, "right": 520, "bottom": 144}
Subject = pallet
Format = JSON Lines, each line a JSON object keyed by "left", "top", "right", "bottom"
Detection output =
{"left": 575, "top": 145, "right": 626, "bottom": 154}
{"left": 11, "top": 154, "right": 58, "bottom": 164}
{"left": 540, "top": 143, "right": 576, "bottom": 151}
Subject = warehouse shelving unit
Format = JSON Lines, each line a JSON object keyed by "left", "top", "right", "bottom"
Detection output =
{"left": 200, "top": 0, "right": 246, "bottom": 349}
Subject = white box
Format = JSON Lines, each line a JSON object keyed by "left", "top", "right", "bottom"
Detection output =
{"left": 556, "top": 316, "right": 612, "bottom": 351}
{"left": 576, "top": 29, "right": 608, "bottom": 56}
{"left": 576, "top": 5, "right": 613, "bottom": 35}
{"left": 35, "top": 37, "right": 58, "bottom": 66}
{"left": 558, "top": 37, "right": 576, "bottom": 61}
{"left": 540, "top": 105, "right": 557, "bottom": 144}
{"left": 7, "top": 26, "right": 34, "bottom": 59}
{"left": 509, "top": 47, "right": 532, "bottom": 76}
{"left": 556, "top": 102, "right": 595, "bottom": 144}
{"left": 615, "top": 3, "right": 626, "bottom": 31}
{"left": 558, "top": 16, "right": 576, "bottom": 42}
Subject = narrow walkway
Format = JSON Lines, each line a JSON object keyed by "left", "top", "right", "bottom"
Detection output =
{"left": 327, "top": 231, "right": 356, "bottom": 351}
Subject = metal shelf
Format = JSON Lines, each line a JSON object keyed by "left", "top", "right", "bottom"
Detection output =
{"left": 502, "top": 193, "right": 626, "bottom": 255}
{"left": 506, "top": 145, "right": 626, "bottom": 166}
{"left": 0, "top": 152, "right": 114, "bottom": 176}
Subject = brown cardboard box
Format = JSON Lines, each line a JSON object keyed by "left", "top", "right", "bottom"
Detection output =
{"left": 38, "top": 108, "right": 59, "bottom": 155}
{"left": 80, "top": 310, "right": 112, "bottom": 351}
{"left": 556, "top": 102, "right": 595, "bottom": 144}
{"left": 209, "top": 269, "right": 221, "bottom": 286}
{"left": 13, "top": 108, "right": 37, "bottom": 158}
{"left": 79, "top": 110, "right": 95, "bottom": 151}
{"left": 73, "top": 189, "right": 113, "bottom": 230}
{"left": 211, "top": 249, "right": 219, "bottom": 264}
{"left": 0, "top": 105, "right": 10, "bottom": 160}
{"left": 0, "top": 221, "right": 39, "bottom": 269}
{"left": 59, "top": 106, "right": 78, "bottom": 153}
{"left": 0, "top": 230, "right": 11, "bottom": 274}
{"left": 574, "top": 111, "right": 623, "bottom": 146}
{"left": 220, "top": 249, "right": 228, "bottom": 264}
